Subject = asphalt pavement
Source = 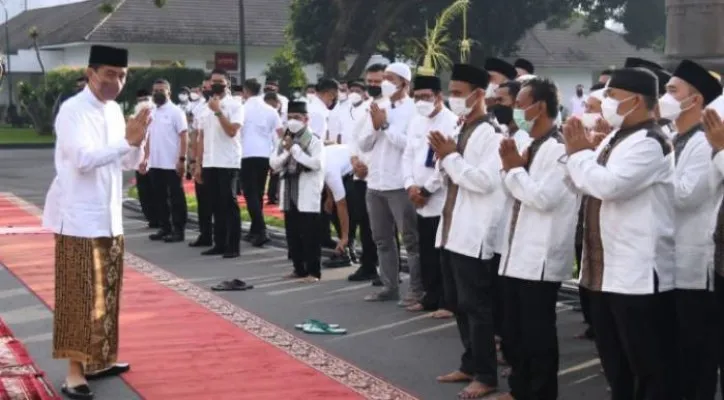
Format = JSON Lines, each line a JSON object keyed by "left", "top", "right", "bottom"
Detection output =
{"left": 0, "top": 148, "right": 622, "bottom": 399}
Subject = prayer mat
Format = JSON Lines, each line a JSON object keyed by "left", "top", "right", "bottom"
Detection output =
{"left": 0, "top": 374, "right": 59, "bottom": 400}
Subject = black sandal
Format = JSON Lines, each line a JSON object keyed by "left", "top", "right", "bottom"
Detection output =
{"left": 85, "top": 362, "right": 130, "bottom": 380}
{"left": 210, "top": 279, "right": 254, "bottom": 291}
{"left": 61, "top": 383, "right": 94, "bottom": 400}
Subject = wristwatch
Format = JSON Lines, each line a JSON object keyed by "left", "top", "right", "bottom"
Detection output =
{"left": 214, "top": 111, "right": 223, "bottom": 117}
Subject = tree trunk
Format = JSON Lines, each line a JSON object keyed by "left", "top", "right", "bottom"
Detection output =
{"left": 322, "top": 0, "right": 364, "bottom": 78}
{"left": 343, "top": 1, "right": 418, "bottom": 80}
{"left": 32, "top": 39, "right": 46, "bottom": 76}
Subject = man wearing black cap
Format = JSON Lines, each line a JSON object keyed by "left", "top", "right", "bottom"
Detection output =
{"left": 42, "top": 44, "right": 150, "bottom": 399}
{"left": 401, "top": 74, "right": 458, "bottom": 317}
{"left": 624, "top": 57, "right": 676, "bottom": 135}
{"left": 513, "top": 59, "right": 534, "bottom": 78}
{"left": 270, "top": 100, "right": 325, "bottom": 283}
{"left": 598, "top": 68, "right": 614, "bottom": 84}
{"left": 661, "top": 59, "right": 722, "bottom": 399}
{"left": 264, "top": 77, "right": 289, "bottom": 120}
{"left": 484, "top": 58, "right": 517, "bottom": 104}
{"left": 563, "top": 67, "right": 677, "bottom": 399}
{"left": 431, "top": 63, "right": 502, "bottom": 398}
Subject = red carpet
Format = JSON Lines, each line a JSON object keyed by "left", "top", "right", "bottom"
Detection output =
{"left": 0, "top": 193, "right": 417, "bottom": 400}
{"left": 0, "top": 319, "right": 60, "bottom": 399}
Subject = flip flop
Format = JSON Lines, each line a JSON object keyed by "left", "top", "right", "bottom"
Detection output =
{"left": 294, "top": 320, "right": 340, "bottom": 330}
{"left": 301, "top": 319, "right": 347, "bottom": 335}
{"left": 210, "top": 279, "right": 254, "bottom": 291}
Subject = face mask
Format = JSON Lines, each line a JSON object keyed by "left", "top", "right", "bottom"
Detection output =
{"left": 338, "top": 92, "right": 348, "bottom": 102}
{"left": 576, "top": 89, "right": 583, "bottom": 97}
{"left": 348, "top": 92, "right": 362, "bottom": 105}
{"left": 601, "top": 96, "right": 634, "bottom": 128}
{"left": 491, "top": 105, "right": 513, "bottom": 125}
{"left": 152, "top": 92, "right": 167, "bottom": 106}
{"left": 178, "top": 93, "right": 188, "bottom": 102}
{"left": 580, "top": 112, "right": 601, "bottom": 129}
{"left": 367, "top": 86, "right": 382, "bottom": 98}
{"left": 449, "top": 96, "right": 471, "bottom": 117}
{"left": 89, "top": 71, "right": 122, "bottom": 101}
{"left": 381, "top": 80, "right": 397, "bottom": 98}
{"left": 293, "top": 91, "right": 301, "bottom": 99}
{"left": 189, "top": 93, "right": 200, "bottom": 101}
{"left": 513, "top": 106, "right": 537, "bottom": 133}
{"left": 658, "top": 93, "right": 693, "bottom": 121}
{"left": 202, "top": 90, "right": 212, "bottom": 101}
{"left": 486, "top": 83, "right": 499, "bottom": 98}
{"left": 287, "top": 119, "right": 305, "bottom": 134}
{"left": 210, "top": 84, "right": 226, "bottom": 96}
{"left": 415, "top": 100, "right": 435, "bottom": 117}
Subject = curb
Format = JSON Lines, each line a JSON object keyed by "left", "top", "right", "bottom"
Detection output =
{"left": 0, "top": 143, "right": 55, "bottom": 150}
{"left": 121, "top": 198, "right": 581, "bottom": 295}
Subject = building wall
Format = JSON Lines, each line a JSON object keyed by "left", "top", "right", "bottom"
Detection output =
{"left": 535, "top": 67, "right": 598, "bottom": 112}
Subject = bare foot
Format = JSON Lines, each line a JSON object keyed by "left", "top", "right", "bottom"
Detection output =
{"left": 437, "top": 370, "right": 472, "bottom": 383}
{"left": 300, "top": 276, "right": 320, "bottom": 283}
{"left": 458, "top": 381, "right": 496, "bottom": 399}
{"left": 406, "top": 303, "right": 425, "bottom": 312}
{"left": 430, "top": 309, "right": 454, "bottom": 319}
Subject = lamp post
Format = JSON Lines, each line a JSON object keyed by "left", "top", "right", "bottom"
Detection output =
{"left": 0, "top": 0, "right": 12, "bottom": 108}
{"left": 238, "top": 0, "right": 245, "bottom": 82}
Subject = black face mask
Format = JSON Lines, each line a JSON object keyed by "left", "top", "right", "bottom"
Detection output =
{"left": 367, "top": 86, "right": 382, "bottom": 98}
{"left": 491, "top": 105, "right": 513, "bottom": 125}
{"left": 328, "top": 97, "right": 338, "bottom": 110}
{"left": 152, "top": 92, "right": 167, "bottom": 106}
{"left": 576, "top": 89, "right": 583, "bottom": 96}
{"left": 202, "top": 90, "right": 212, "bottom": 101}
{"left": 211, "top": 84, "right": 226, "bottom": 96}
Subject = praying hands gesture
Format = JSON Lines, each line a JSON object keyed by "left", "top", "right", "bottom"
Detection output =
{"left": 126, "top": 107, "right": 152, "bottom": 147}
{"left": 702, "top": 108, "right": 724, "bottom": 153}
{"left": 563, "top": 117, "right": 594, "bottom": 155}
{"left": 407, "top": 185, "right": 427, "bottom": 208}
{"left": 428, "top": 130, "right": 456, "bottom": 161}
{"left": 499, "top": 138, "right": 526, "bottom": 172}
{"left": 594, "top": 118, "right": 613, "bottom": 136}
{"left": 370, "top": 103, "right": 387, "bottom": 131}
{"left": 282, "top": 136, "right": 293, "bottom": 151}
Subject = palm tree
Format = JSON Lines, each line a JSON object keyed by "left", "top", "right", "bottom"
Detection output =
{"left": 414, "top": 0, "right": 469, "bottom": 76}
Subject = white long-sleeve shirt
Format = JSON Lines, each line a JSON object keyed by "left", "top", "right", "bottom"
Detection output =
{"left": 43, "top": 87, "right": 144, "bottom": 238}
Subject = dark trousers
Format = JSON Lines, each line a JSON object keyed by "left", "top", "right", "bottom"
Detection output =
{"left": 575, "top": 242, "right": 594, "bottom": 329}
{"left": 148, "top": 168, "right": 187, "bottom": 232}
{"left": 503, "top": 276, "right": 561, "bottom": 400}
{"left": 203, "top": 167, "right": 241, "bottom": 252}
{"left": 441, "top": 250, "right": 498, "bottom": 387}
{"left": 284, "top": 204, "right": 322, "bottom": 278}
{"left": 195, "top": 179, "right": 212, "bottom": 240}
{"left": 418, "top": 215, "right": 443, "bottom": 310}
{"left": 491, "top": 255, "right": 504, "bottom": 338}
{"left": 241, "top": 157, "right": 269, "bottom": 235}
{"left": 589, "top": 290, "right": 677, "bottom": 400}
{"left": 321, "top": 188, "right": 342, "bottom": 241}
{"left": 135, "top": 171, "right": 156, "bottom": 225}
{"left": 351, "top": 180, "right": 377, "bottom": 272}
{"left": 267, "top": 171, "right": 280, "bottom": 202}
{"left": 717, "top": 274, "right": 724, "bottom": 394}
{"left": 674, "top": 289, "right": 718, "bottom": 400}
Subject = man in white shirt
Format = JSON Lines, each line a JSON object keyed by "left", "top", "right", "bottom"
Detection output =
{"left": 569, "top": 84, "right": 587, "bottom": 117}
{"left": 187, "top": 84, "right": 214, "bottom": 248}
{"left": 194, "top": 68, "right": 245, "bottom": 259}
{"left": 307, "top": 78, "right": 339, "bottom": 141}
{"left": 145, "top": 78, "right": 189, "bottom": 243}
{"left": 263, "top": 92, "right": 284, "bottom": 205}
{"left": 497, "top": 78, "right": 578, "bottom": 400}
{"left": 432, "top": 64, "right": 502, "bottom": 398}
{"left": 264, "top": 78, "right": 289, "bottom": 121}
{"left": 328, "top": 81, "right": 351, "bottom": 144}
{"left": 402, "top": 74, "right": 457, "bottom": 318}
{"left": 322, "top": 144, "right": 354, "bottom": 258}
{"left": 270, "top": 101, "right": 325, "bottom": 283}
{"left": 241, "top": 79, "right": 282, "bottom": 247}
{"left": 563, "top": 68, "right": 676, "bottom": 398}
{"left": 357, "top": 62, "right": 421, "bottom": 304}
{"left": 43, "top": 45, "right": 150, "bottom": 399}
{"left": 484, "top": 58, "right": 517, "bottom": 108}
{"left": 660, "top": 59, "right": 722, "bottom": 399}
{"left": 133, "top": 89, "right": 158, "bottom": 229}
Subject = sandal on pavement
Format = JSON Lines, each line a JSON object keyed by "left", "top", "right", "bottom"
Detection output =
{"left": 210, "top": 279, "right": 254, "bottom": 291}
{"left": 295, "top": 319, "right": 340, "bottom": 330}
{"left": 61, "top": 383, "right": 94, "bottom": 400}
{"left": 301, "top": 319, "right": 347, "bottom": 335}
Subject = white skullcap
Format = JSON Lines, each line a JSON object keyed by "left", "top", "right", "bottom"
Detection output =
{"left": 707, "top": 94, "right": 724, "bottom": 119}
{"left": 385, "top": 62, "right": 412, "bottom": 82}
{"left": 516, "top": 74, "right": 537, "bottom": 82}
{"left": 589, "top": 89, "right": 605, "bottom": 102}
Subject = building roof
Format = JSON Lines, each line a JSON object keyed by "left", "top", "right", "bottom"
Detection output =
{"left": 0, "top": 0, "right": 291, "bottom": 53}
{"left": 510, "top": 18, "right": 663, "bottom": 69}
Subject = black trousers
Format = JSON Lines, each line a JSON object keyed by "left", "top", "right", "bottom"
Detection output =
{"left": 674, "top": 288, "right": 718, "bottom": 400}
{"left": 135, "top": 171, "right": 157, "bottom": 225}
{"left": 284, "top": 204, "right": 322, "bottom": 278}
{"left": 440, "top": 250, "right": 498, "bottom": 387}
{"left": 321, "top": 188, "right": 342, "bottom": 241}
{"left": 148, "top": 168, "right": 187, "bottom": 232}
{"left": 418, "top": 215, "right": 443, "bottom": 310}
{"left": 503, "top": 276, "right": 561, "bottom": 400}
{"left": 202, "top": 167, "right": 241, "bottom": 252}
{"left": 716, "top": 274, "right": 724, "bottom": 394}
{"left": 241, "top": 157, "right": 269, "bottom": 235}
{"left": 589, "top": 290, "right": 677, "bottom": 400}
{"left": 195, "top": 179, "right": 213, "bottom": 240}
{"left": 267, "top": 171, "right": 280, "bottom": 202}
{"left": 350, "top": 180, "right": 377, "bottom": 272}
{"left": 491, "top": 255, "right": 504, "bottom": 338}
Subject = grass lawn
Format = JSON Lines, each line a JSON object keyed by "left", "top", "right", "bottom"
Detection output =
{"left": 127, "top": 185, "right": 286, "bottom": 228}
{"left": 0, "top": 126, "right": 55, "bottom": 144}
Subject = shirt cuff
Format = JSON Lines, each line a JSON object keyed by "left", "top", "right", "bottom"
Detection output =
{"left": 290, "top": 144, "right": 302, "bottom": 156}
{"left": 440, "top": 152, "right": 461, "bottom": 171}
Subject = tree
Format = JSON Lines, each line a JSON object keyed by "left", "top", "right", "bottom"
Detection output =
{"left": 263, "top": 45, "right": 308, "bottom": 96}
{"left": 575, "top": 0, "right": 665, "bottom": 50}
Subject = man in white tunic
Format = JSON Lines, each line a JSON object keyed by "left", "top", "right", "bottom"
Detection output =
{"left": 42, "top": 45, "right": 150, "bottom": 400}
{"left": 497, "top": 77, "right": 578, "bottom": 400}
{"left": 661, "top": 59, "right": 722, "bottom": 399}
{"left": 563, "top": 68, "right": 677, "bottom": 399}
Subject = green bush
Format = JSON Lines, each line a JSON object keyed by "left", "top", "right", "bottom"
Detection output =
{"left": 263, "top": 45, "right": 308, "bottom": 96}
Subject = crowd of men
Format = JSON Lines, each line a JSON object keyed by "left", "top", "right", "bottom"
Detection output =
{"left": 48, "top": 44, "right": 724, "bottom": 399}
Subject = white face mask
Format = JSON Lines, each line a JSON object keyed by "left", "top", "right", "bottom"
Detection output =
{"left": 178, "top": 93, "right": 188, "bottom": 102}
{"left": 338, "top": 92, "right": 348, "bottom": 102}
{"left": 381, "top": 80, "right": 397, "bottom": 98}
{"left": 486, "top": 83, "right": 499, "bottom": 98}
{"left": 658, "top": 93, "right": 693, "bottom": 121}
{"left": 448, "top": 93, "right": 474, "bottom": 117}
{"left": 601, "top": 96, "right": 634, "bottom": 129}
{"left": 348, "top": 92, "right": 362, "bottom": 105}
{"left": 287, "top": 119, "right": 305, "bottom": 134}
{"left": 189, "top": 93, "right": 200, "bottom": 101}
{"left": 415, "top": 100, "right": 436, "bottom": 118}
{"left": 580, "top": 112, "right": 601, "bottom": 129}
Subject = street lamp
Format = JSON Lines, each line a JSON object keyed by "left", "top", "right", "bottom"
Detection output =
{"left": 0, "top": 0, "right": 12, "bottom": 108}
{"left": 238, "top": 0, "right": 245, "bottom": 82}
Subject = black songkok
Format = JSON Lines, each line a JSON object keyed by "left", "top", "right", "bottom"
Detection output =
{"left": 413, "top": 75, "right": 442, "bottom": 91}
{"left": 624, "top": 57, "right": 662, "bottom": 70}
{"left": 484, "top": 58, "right": 517, "bottom": 80}
{"left": 348, "top": 80, "right": 366, "bottom": 90}
{"left": 450, "top": 64, "right": 490, "bottom": 89}
{"left": 288, "top": 101, "right": 308, "bottom": 114}
{"left": 608, "top": 68, "right": 659, "bottom": 98}
{"left": 88, "top": 45, "right": 128, "bottom": 68}
{"left": 136, "top": 89, "right": 150, "bottom": 98}
{"left": 265, "top": 78, "right": 279, "bottom": 86}
{"left": 673, "top": 59, "right": 723, "bottom": 106}
{"left": 514, "top": 58, "right": 534, "bottom": 74}
{"left": 231, "top": 85, "right": 243, "bottom": 92}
